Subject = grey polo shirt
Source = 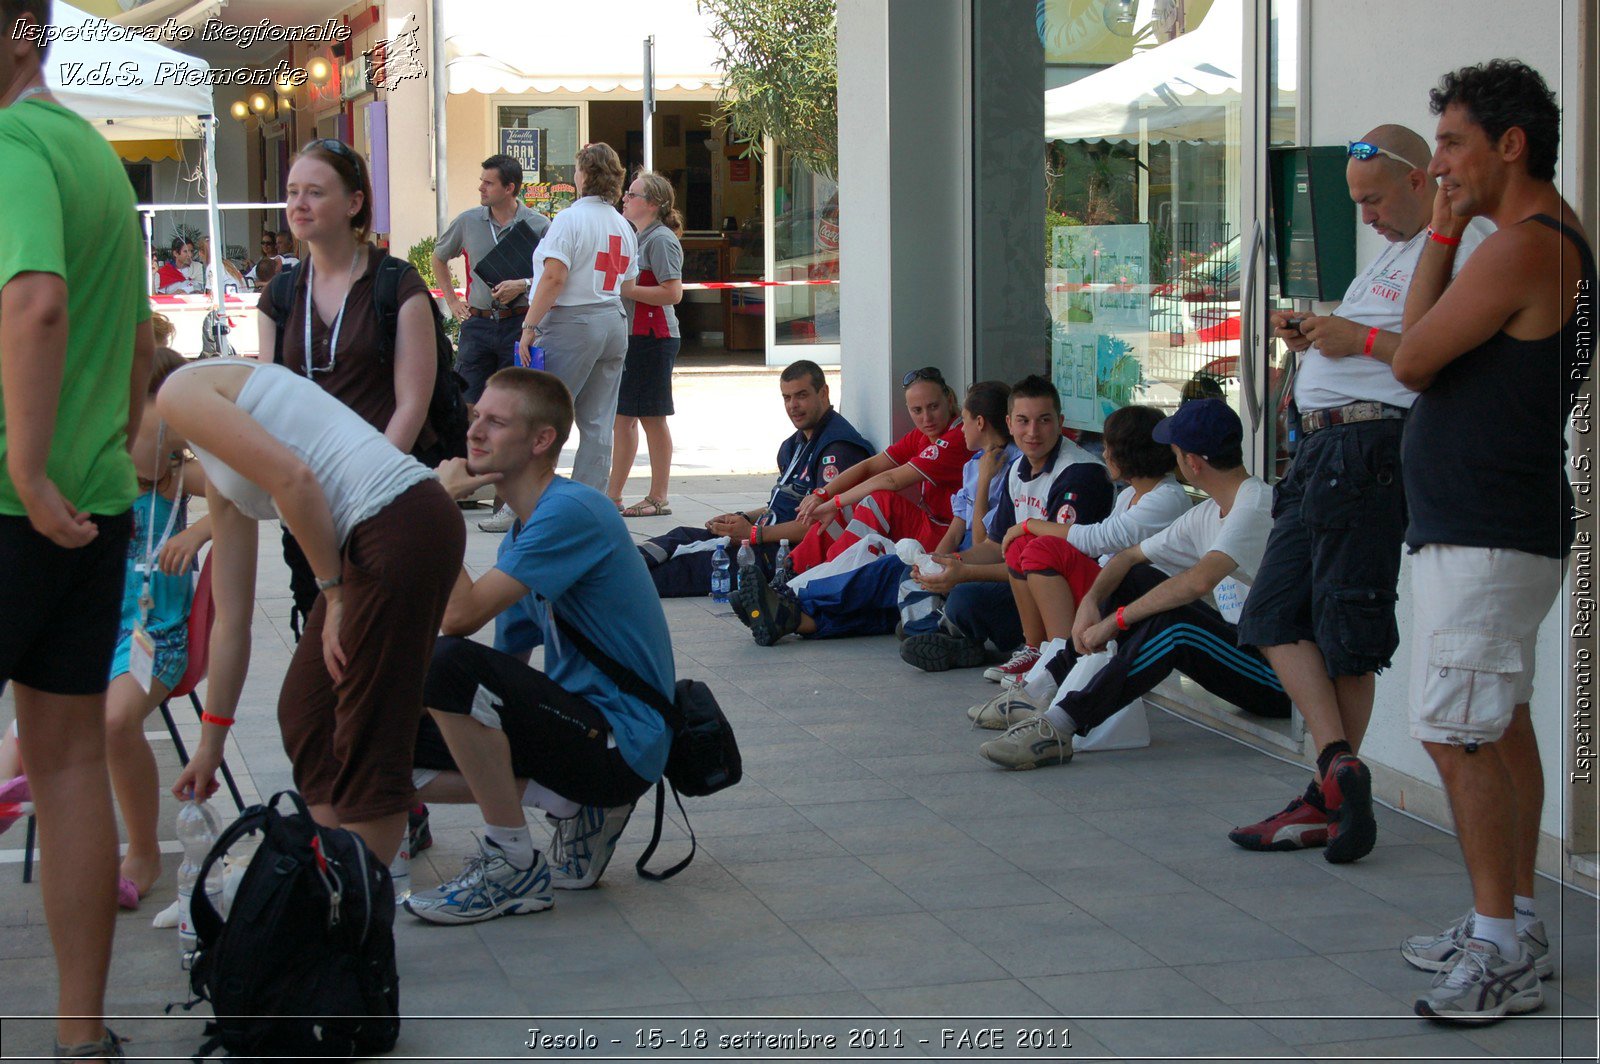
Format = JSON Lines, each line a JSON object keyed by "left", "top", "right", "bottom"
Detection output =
{"left": 436, "top": 204, "right": 551, "bottom": 310}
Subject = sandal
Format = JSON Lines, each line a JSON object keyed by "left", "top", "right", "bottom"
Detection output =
{"left": 621, "top": 496, "right": 672, "bottom": 518}
{"left": 116, "top": 876, "right": 140, "bottom": 911}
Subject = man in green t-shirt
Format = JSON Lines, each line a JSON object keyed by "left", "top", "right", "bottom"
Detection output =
{"left": 0, "top": 1, "right": 152, "bottom": 1058}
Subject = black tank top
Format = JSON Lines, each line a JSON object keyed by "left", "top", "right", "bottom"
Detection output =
{"left": 1403, "top": 214, "right": 1595, "bottom": 558}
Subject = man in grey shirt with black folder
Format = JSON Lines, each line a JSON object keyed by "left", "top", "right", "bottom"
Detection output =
{"left": 433, "top": 153, "right": 550, "bottom": 530}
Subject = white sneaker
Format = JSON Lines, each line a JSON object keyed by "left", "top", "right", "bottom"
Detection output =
{"left": 403, "top": 837, "right": 552, "bottom": 924}
{"left": 966, "top": 688, "right": 1044, "bottom": 730}
{"left": 477, "top": 506, "right": 515, "bottom": 533}
{"left": 1414, "top": 937, "right": 1543, "bottom": 1023}
{"left": 548, "top": 802, "right": 636, "bottom": 890}
{"left": 1402, "top": 911, "right": 1554, "bottom": 979}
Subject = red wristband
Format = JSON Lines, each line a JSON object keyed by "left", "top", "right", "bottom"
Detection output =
{"left": 200, "top": 712, "right": 235, "bottom": 728}
{"left": 1115, "top": 606, "right": 1128, "bottom": 631}
{"left": 1363, "top": 327, "right": 1379, "bottom": 356}
{"left": 1427, "top": 227, "right": 1461, "bottom": 246}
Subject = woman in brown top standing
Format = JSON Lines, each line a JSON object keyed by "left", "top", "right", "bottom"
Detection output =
{"left": 257, "top": 139, "right": 439, "bottom": 637}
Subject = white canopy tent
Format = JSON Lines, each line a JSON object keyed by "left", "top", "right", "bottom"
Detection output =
{"left": 45, "top": 0, "right": 226, "bottom": 336}
{"left": 1044, "top": 2, "right": 1296, "bottom": 144}
{"left": 442, "top": 0, "right": 721, "bottom": 96}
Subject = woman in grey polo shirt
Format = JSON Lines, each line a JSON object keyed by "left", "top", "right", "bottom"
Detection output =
{"left": 608, "top": 170, "right": 685, "bottom": 516}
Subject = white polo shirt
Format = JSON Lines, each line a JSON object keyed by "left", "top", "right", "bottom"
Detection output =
{"left": 532, "top": 196, "right": 639, "bottom": 308}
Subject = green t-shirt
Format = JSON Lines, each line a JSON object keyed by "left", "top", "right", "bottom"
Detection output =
{"left": 0, "top": 97, "right": 147, "bottom": 517}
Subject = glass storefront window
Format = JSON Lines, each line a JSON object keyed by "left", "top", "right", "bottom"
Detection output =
{"left": 770, "top": 144, "right": 841, "bottom": 349}
{"left": 497, "top": 105, "right": 580, "bottom": 215}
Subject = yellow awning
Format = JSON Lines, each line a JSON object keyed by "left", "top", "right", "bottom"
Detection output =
{"left": 113, "top": 139, "right": 186, "bottom": 163}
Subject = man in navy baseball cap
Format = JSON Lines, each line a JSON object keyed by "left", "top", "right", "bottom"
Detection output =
{"left": 1152, "top": 398, "right": 1243, "bottom": 460}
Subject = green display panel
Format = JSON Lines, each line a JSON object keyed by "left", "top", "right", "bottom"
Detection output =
{"left": 1268, "top": 147, "right": 1357, "bottom": 300}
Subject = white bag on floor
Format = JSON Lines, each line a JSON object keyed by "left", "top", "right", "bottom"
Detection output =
{"left": 1057, "top": 649, "right": 1151, "bottom": 753}
{"left": 787, "top": 533, "right": 897, "bottom": 593}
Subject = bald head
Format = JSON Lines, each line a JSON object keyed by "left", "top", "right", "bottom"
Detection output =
{"left": 1345, "top": 124, "right": 1435, "bottom": 242}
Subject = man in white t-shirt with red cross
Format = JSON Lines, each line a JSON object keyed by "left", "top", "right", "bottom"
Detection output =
{"left": 519, "top": 144, "right": 639, "bottom": 490}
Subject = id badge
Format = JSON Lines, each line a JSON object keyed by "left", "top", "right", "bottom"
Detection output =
{"left": 129, "top": 624, "right": 156, "bottom": 693}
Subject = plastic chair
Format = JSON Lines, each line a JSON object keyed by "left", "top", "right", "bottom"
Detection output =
{"left": 23, "top": 554, "right": 243, "bottom": 883}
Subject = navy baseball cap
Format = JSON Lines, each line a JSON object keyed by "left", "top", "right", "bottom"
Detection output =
{"left": 1152, "top": 398, "right": 1242, "bottom": 458}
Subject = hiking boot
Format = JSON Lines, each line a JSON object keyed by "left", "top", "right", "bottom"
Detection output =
{"left": 408, "top": 802, "right": 433, "bottom": 855}
{"left": 548, "top": 802, "right": 636, "bottom": 890}
{"left": 967, "top": 688, "right": 1044, "bottom": 730}
{"left": 979, "top": 716, "right": 1074, "bottom": 770}
{"left": 1414, "top": 937, "right": 1543, "bottom": 1023}
{"left": 477, "top": 506, "right": 515, "bottom": 533}
{"left": 1402, "top": 911, "right": 1554, "bottom": 979}
{"left": 1321, "top": 753, "right": 1377, "bottom": 863}
{"left": 901, "top": 631, "right": 987, "bottom": 672}
{"left": 1227, "top": 794, "right": 1333, "bottom": 852}
{"left": 403, "top": 837, "right": 552, "bottom": 925}
{"left": 984, "top": 644, "right": 1040, "bottom": 683}
{"left": 730, "top": 566, "right": 802, "bottom": 646}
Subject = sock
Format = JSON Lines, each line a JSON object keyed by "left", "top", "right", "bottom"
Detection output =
{"left": 1042, "top": 704, "right": 1076, "bottom": 734}
{"left": 1315, "top": 740, "right": 1353, "bottom": 780}
{"left": 483, "top": 823, "right": 534, "bottom": 869}
{"left": 522, "top": 781, "right": 580, "bottom": 821}
{"left": 1469, "top": 913, "right": 1520, "bottom": 958}
{"left": 1302, "top": 777, "right": 1328, "bottom": 811}
{"left": 1023, "top": 638, "right": 1071, "bottom": 701}
{"left": 1514, "top": 895, "right": 1537, "bottom": 932}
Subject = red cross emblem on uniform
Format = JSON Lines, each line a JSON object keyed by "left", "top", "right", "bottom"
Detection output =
{"left": 595, "top": 234, "right": 631, "bottom": 292}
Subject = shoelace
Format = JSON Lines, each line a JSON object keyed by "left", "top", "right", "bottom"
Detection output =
{"left": 1002, "top": 715, "right": 1064, "bottom": 755}
{"left": 1435, "top": 943, "right": 1496, "bottom": 990}
{"left": 1001, "top": 647, "right": 1037, "bottom": 671}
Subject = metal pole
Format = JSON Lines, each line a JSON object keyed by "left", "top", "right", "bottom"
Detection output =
{"left": 432, "top": 0, "right": 449, "bottom": 234}
{"left": 642, "top": 35, "right": 656, "bottom": 174}
{"left": 202, "top": 115, "right": 226, "bottom": 350}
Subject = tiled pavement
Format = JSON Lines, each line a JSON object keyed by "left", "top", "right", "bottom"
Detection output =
{"left": 2, "top": 475, "right": 1596, "bottom": 1062}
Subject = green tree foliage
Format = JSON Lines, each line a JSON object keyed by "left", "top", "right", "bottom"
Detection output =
{"left": 700, "top": 0, "right": 838, "bottom": 180}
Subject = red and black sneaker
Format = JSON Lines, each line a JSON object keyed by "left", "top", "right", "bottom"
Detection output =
{"left": 408, "top": 802, "right": 433, "bottom": 855}
{"left": 1227, "top": 794, "right": 1333, "bottom": 852}
{"left": 1322, "top": 753, "right": 1376, "bottom": 864}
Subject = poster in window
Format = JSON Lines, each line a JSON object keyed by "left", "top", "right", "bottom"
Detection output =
{"left": 1050, "top": 223, "right": 1151, "bottom": 431}
{"left": 501, "top": 127, "right": 543, "bottom": 183}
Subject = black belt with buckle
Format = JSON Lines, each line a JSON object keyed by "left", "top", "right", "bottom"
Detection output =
{"left": 467, "top": 306, "right": 527, "bottom": 321}
{"left": 1299, "top": 401, "right": 1408, "bottom": 436}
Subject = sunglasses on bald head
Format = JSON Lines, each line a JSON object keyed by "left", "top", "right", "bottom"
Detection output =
{"left": 1347, "top": 141, "right": 1419, "bottom": 169}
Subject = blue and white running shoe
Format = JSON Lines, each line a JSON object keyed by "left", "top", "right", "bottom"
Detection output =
{"left": 548, "top": 802, "right": 637, "bottom": 890}
{"left": 403, "top": 836, "right": 552, "bottom": 924}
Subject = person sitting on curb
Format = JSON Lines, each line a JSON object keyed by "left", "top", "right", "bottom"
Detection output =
{"left": 402, "top": 368, "right": 670, "bottom": 925}
{"left": 897, "top": 375, "right": 1112, "bottom": 673}
{"left": 785, "top": 366, "right": 972, "bottom": 573}
{"left": 978, "top": 399, "right": 1289, "bottom": 770}
{"left": 639, "top": 359, "right": 872, "bottom": 596}
{"left": 727, "top": 380, "right": 1019, "bottom": 646}
{"left": 967, "top": 404, "right": 1191, "bottom": 729}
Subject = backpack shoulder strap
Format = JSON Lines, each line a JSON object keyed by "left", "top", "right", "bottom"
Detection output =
{"left": 634, "top": 779, "right": 698, "bottom": 881}
{"left": 370, "top": 255, "right": 409, "bottom": 363}
{"left": 551, "top": 611, "right": 681, "bottom": 729}
{"left": 264, "top": 264, "right": 302, "bottom": 367}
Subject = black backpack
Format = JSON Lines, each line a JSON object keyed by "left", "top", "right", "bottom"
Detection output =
{"left": 553, "top": 613, "right": 741, "bottom": 881}
{"left": 177, "top": 790, "right": 401, "bottom": 1061}
{"left": 266, "top": 256, "right": 469, "bottom": 467}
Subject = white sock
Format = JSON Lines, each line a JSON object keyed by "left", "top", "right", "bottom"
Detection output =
{"left": 1042, "top": 704, "right": 1076, "bottom": 734}
{"left": 1514, "top": 895, "right": 1537, "bottom": 931}
{"left": 1470, "top": 913, "right": 1520, "bottom": 958}
{"left": 521, "top": 781, "right": 580, "bottom": 820}
{"left": 483, "top": 823, "right": 534, "bottom": 869}
{"left": 1022, "top": 638, "right": 1070, "bottom": 701}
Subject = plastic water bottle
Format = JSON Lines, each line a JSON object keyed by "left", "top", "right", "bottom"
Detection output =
{"left": 175, "top": 800, "right": 223, "bottom": 964}
{"left": 771, "top": 539, "right": 792, "bottom": 589}
{"left": 735, "top": 539, "right": 757, "bottom": 589}
{"left": 709, "top": 538, "right": 732, "bottom": 603}
{"left": 894, "top": 537, "right": 944, "bottom": 576}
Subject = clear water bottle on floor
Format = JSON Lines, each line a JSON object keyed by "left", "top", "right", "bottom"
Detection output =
{"left": 735, "top": 539, "right": 756, "bottom": 589}
{"left": 709, "top": 537, "right": 732, "bottom": 602}
{"left": 175, "top": 799, "right": 222, "bottom": 965}
{"left": 771, "top": 539, "right": 792, "bottom": 589}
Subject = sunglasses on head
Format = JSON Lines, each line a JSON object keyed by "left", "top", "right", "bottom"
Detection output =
{"left": 1347, "top": 141, "right": 1418, "bottom": 168}
{"left": 305, "top": 138, "right": 365, "bottom": 175}
{"left": 901, "top": 366, "right": 945, "bottom": 389}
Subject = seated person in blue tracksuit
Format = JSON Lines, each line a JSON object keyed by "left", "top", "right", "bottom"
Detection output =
{"left": 639, "top": 359, "right": 872, "bottom": 596}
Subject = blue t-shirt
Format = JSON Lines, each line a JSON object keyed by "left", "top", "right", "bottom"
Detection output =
{"left": 949, "top": 444, "right": 1021, "bottom": 548}
{"left": 493, "top": 478, "right": 673, "bottom": 781}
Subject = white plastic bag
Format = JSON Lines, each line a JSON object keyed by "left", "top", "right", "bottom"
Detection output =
{"left": 1056, "top": 649, "right": 1151, "bottom": 752}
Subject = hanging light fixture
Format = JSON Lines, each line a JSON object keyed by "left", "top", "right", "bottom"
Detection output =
{"left": 306, "top": 55, "right": 332, "bottom": 85}
{"left": 248, "top": 91, "right": 274, "bottom": 119}
{"left": 229, "top": 99, "right": 249, "bottom": 121}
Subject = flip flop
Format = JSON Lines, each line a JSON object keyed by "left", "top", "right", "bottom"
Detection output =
{"left": 0, "top": 774, "right": 28, "bottom": 804}
{"left": 621, "top": 496, "right": 672, "bottom": 518}
{"left": 117, "top": 876, "right": 140, "bottom": 911}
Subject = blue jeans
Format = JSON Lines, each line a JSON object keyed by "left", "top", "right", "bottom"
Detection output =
{"left": 944, "top": 582, "right": 1023, "bottom": 652}
{"left": 456, "top": 315, "right": 522, "bottom": 403}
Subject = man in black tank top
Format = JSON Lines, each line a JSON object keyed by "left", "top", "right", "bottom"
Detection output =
{"left": 1391, "top": 60, "right": 1593, "bottom": 1025}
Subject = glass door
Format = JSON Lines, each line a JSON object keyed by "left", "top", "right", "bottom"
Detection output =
{"left": 763, "top": 141, "right": 841, "bottom": 366}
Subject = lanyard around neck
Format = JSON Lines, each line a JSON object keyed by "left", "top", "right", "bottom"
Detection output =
{"left": 303, "top": 249, "right": 361, "bottom": 376}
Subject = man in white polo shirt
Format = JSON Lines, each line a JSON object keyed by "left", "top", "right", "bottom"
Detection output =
{"left": 1231, "top": 124, "right": 1490, "bottom": 865}
{"left": 518, "top": 143, "right": 639, "bottom": 491}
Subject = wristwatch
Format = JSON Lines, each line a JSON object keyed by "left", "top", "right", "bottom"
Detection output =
{"left": 315, "top": 575, "right": 343, "bottom": 592}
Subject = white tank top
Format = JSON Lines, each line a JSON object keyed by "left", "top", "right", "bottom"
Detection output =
{"left": 174, "top": 360, "right": 433, "bottom": 546}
